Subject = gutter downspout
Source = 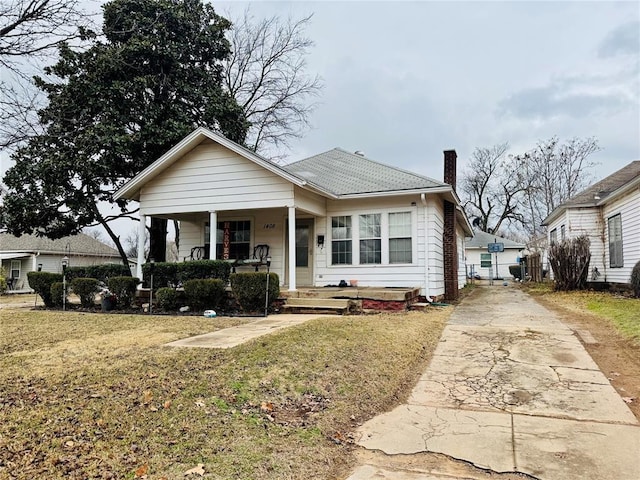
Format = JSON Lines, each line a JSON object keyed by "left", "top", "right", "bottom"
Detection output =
{"left": 421, "top": 194, "right": 432, "bottom": 302}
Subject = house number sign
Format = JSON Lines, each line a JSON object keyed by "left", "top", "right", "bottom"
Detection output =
{"left": 263, "top": 223, "right": 276, "bottom": 229}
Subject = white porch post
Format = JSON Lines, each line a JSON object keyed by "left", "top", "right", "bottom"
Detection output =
{"left": 136, "top": 213, "right": 146, "bottom": 280}
{"left": 288, "top": 206, "right": 296, "bottom": 291}
{"left": 209, "top": 211, "right": 217, "bottom": 259}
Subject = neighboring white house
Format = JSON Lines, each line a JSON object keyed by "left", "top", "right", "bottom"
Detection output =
{"left": 465, "top": 230, "right": 525, "bottom": 279}
{"left": 0, "top": 233, "right": 127, "bottom": 291}
{"left": 542, "top": 161, "right": 640, "bottom": 286}
{"left": 114, "top": 127, "right": 473, "bottom": 300}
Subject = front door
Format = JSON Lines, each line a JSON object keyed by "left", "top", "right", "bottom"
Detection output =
{"left": 291, "top": 219, "right": 314, "bottom": 287}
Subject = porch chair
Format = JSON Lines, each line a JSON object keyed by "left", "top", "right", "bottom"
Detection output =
{"left": 249, "top": 244, "right": 270, "bottom": 271}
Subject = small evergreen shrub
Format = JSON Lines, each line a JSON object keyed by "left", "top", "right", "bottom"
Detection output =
{"left": 178, "top": 260, "right": 231, "bottom": 283}
{"left": 27, "top": 271, "right": 63, "bottom": 307}
{"left": 631, "top": 260, "right": 640, "bottom": 298}
{"left": 183, "top": 279, "right": 226, "bottom": 311}
{"left": 50, "top": 282, "right": 66, "bottom": 307}
{"left": 0, "top": 267, "right": 7, "bottom": 295}
{"left": 142, "top": 263, "right": 179, "bottom": 290}
{"left": 71, "top": 278, "right": 100, "bottom": 308}
{"left": 65, "top": 264, "right": 131, "bottom": 283}
{"left": 230, "top": 272, "right": 279, "bottom": 313}
{"left": 156, "top": 287, "right": 183, "bottom": 311}
{"left": 108, "top": 276, "right": 139, "bottom": 309}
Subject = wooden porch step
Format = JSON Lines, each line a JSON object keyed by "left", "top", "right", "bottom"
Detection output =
{"left": 282, "top": 297, "right": 351, "bottom": 314}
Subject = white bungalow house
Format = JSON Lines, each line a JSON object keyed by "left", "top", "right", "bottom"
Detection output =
{"left": 542, "top": 161, "right": 640, "bottom": 286}
{"left": 114, "top": 128, "right": 472, "bottom": 301}
{"left": 0, "top": 233, "right": 127, "bottom": 291}
{"left": 465, "top": 230, "right": 525, "bottom": 279}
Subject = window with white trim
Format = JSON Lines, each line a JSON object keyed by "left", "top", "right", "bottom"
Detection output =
{"left": 608, "top": 214, "right": 623, "bottom": 268}
{"left": 359, "top": 213, "right": 381, "bottom": 264}
{"left": 10, "top": 260, "right": 20, "bottom": 279}
{"left": 205, "top": 220, "right": 251, "bottom": 260}
{"left": 560, "top": 225, "right": 566, "bottom": 240}
{"left": 550, "top": 229, "right": 557, "bottom": 244}
{"left": 389, "top": 212, "right": 412, "bottom": 263}
{"left": 331, "top": 216, "right": 352, "bottom": 265}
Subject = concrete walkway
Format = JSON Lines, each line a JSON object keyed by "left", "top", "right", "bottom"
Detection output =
{"left": 349, "top": 286, "right": 640, "bottom": 480}
{"left": 164, "top": 314, "right": 326, "bottom": 349}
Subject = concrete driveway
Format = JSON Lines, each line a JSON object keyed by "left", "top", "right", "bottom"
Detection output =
{"left": 349, "top": 286, "right": 639, "bottom": 480}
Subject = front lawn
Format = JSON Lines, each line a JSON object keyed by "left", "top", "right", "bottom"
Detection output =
{"left": 0, "top": 307, "right": 450, "bottom": 479}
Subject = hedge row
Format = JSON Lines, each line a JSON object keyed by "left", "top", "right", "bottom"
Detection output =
{"left": 141, "top": 260, "right": 231, "bottom": 289}
{"left": 65, "top": 264, "right": 131, "bottom": 283}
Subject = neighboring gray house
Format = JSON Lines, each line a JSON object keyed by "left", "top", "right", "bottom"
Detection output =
{"left": 0, "top": 233, "right": 126, "bottom": 291}
{"left": 465, "top": 230, "right": 525, "bottom": 279}
{"left": 542, "top": 161, "right": 640, "bottom": 286}
{"left": 114, "top": 127, "right": 473, "bottom": 300}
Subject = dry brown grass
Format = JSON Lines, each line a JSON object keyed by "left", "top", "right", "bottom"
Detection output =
{"left": 0, "top": 306, "right": 451, "bottom": 479}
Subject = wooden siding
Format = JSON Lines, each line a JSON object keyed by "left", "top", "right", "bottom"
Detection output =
{"left": 457, "top": 226, "right": 466, "bottom": 288}
{"left": 428, "top": 198, "right": 445, "bottom": 297}
{"left": 603, "top": 188, "right": 640, "bottom": 283}
{"left": 293, "top": 186, "right": 326, "bottom": 216}
{"left": 140, "top": 141, "right": 294, "bottom": 216}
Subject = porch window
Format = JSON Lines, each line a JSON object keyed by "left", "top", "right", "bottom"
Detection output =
{"left": 359, "top": 213, "right": 381, "bottom": 264}
{"left": 608, "top": 214, "right": 623, "bottom": 268}
{"left": 331, "top": 216, "right": 352, "bottom": 265}
{"left": 205, "top": 220, "right": 251, "bottom": 260}
{"left": 389, "top": 212, "right": 412, "bottom": 263}
{"left": 10, "top": 260, "right": 20, "bottom": 279}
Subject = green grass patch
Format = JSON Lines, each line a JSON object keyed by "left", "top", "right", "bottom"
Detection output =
{"left": 0, "top": 307, "right": 450, "bottom": 479}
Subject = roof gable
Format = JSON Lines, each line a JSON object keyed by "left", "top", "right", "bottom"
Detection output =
{"left": 284, "top": 148, "right": 446, "bottom": 196}
{"left": 114, "top": 127, "right": 313, "bottom": 201}
{"left": 543, "top": 161, "right": 640, "bottom": 225}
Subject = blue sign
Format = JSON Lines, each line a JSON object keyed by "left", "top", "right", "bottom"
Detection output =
{"left": 487, "top": 242, "right": 504, "bottom": 253}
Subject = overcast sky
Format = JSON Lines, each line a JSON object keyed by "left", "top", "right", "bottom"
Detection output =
{"left": 220, "top": 0, "right": 640, "bottom": 183}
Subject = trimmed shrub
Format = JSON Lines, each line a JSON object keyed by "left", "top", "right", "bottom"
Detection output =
{"left": 178, "top": 260, "right": 231, "bottom": 283}
{"left": 631, "top": 260, "right": 640, "bottom": 298}
{"left": 548, "top": 235, "right": 591, "bottom": 291}
{"left": 71, "top": 278, "right": 100, "bottom": 308}
{"left": 230, "top": 272, "right": 280, "bottom": 313}
{"left": 156, "top": 287, "right": 183, "bottom": 311}
{"left": 50, "top": 282, "right": 66, "bottom": 307}
{"left": 27, "top": 271, "right": 63, "bottom": 307}
{"left": 141, "top": 262, "right": 179, "bottom": 290}
{"left": 183, "top": 279, "right": 226, "bottom": 311}
{"left": 0, "top": 267, "right": 7, "bottom": 295}
{"left": 108, "top": 276, "right": 139, "bottom": 309}
{"left": 65, "top": 264, "right": 131, "bottom": 283}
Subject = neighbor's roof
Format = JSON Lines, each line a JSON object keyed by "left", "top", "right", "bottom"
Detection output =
{"left": 284, "top": 148, "right": 447, "bottom": 196}
{"left": 542, "top": 161, "right": 640, "bottom": 225}
{"left": 466, "top": 230, "right": 525, "bottom": 249}
{"left": 0, "top": 233, "right": 121, "bottom": 256}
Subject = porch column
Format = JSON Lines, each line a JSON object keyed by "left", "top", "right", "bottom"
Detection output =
{"left": 288, "top": 206, "right": 296, "bottom": 291}
{"left": 136, "top": 213, "right": 146, "bottom": 280}
{"left": 209, "top": 211, "right": 217, "bottom": 259}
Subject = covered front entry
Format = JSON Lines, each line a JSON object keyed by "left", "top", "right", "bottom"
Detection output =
{"left": 287, "top": 218, "right": 314, "bottom": 287}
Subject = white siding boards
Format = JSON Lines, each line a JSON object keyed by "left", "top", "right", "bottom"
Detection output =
{"left": 140, "top": 141, "right": 295, "bottom": 215}
{"left": 603, "top": 189, "right": 640, "bottom": 284}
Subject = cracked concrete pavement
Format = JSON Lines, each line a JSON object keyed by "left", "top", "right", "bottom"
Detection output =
{"left": 349, "top": 286, "right": 640, "bottom": 480}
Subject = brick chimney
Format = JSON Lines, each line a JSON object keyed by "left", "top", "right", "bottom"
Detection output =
{"left": 443, "top": 149, "right": 457, "bottom": 190}
{"left": 443, "top": 149, "right": 458, "bottom": 301}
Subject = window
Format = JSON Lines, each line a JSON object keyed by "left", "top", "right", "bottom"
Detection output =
{"left": 480, "top": 253, "right": 492, "bottom": 268}
{"left": 10, "top": 260, "right": 20, "bottom": 279}
{"left": 205, "top": 220, "right": 251, "bottom": 260}
{"left": 331, "top": 216, "right": 352, "bottom": 264}
{"left": 550, "top": 229, "right": 557, "bottom": 244}
{"left": 608, "top": 214, "right": 623, "bottom": 268}
{"left": 560, "top": 225, "right": 566, "bottom": 240}
{"left": 389, "top": 212, "right": 412, "bottom": 263}
{"left": 359, "top": 213, "right": 381, "bottom": 264}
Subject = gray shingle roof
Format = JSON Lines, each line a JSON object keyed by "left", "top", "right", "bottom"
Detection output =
{"left": 283, "top": 148, "right": 446, "bottom": 195}
{"left": 561, "top": 161, "right": 640, "bottom": 208}
{"left": 466, "top": 230, "right": 525, "bottom": 249}
{"left": 0, "top": 233, "right": 121, "bottom": 256}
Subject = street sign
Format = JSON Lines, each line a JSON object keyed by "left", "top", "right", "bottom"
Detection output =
{"left": 487, "top": 242, "right": 504, "bottom": 253}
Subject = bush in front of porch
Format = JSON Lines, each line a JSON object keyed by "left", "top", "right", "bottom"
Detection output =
{"left": 141, "top": 260, "right": 231, "bottom": 289}
{"left": 231, "top": 272, "right": 280, "bottom": 314}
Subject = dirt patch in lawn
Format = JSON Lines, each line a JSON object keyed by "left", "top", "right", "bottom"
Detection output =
{"left": 527, "top": 288, "right": 640, "bottom": 421}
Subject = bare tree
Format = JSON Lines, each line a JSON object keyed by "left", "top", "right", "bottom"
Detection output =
{"left": 460, "top": 142, "right": 527, "bottom": 234}
{"left": 223, "top": 9, "right": 322, "bottom": 156}
{"left": 0, "top": 0, "right": 92, "bottom": 148}
{"left": 512, "top": 136, "right": 599, "bottom": 238}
